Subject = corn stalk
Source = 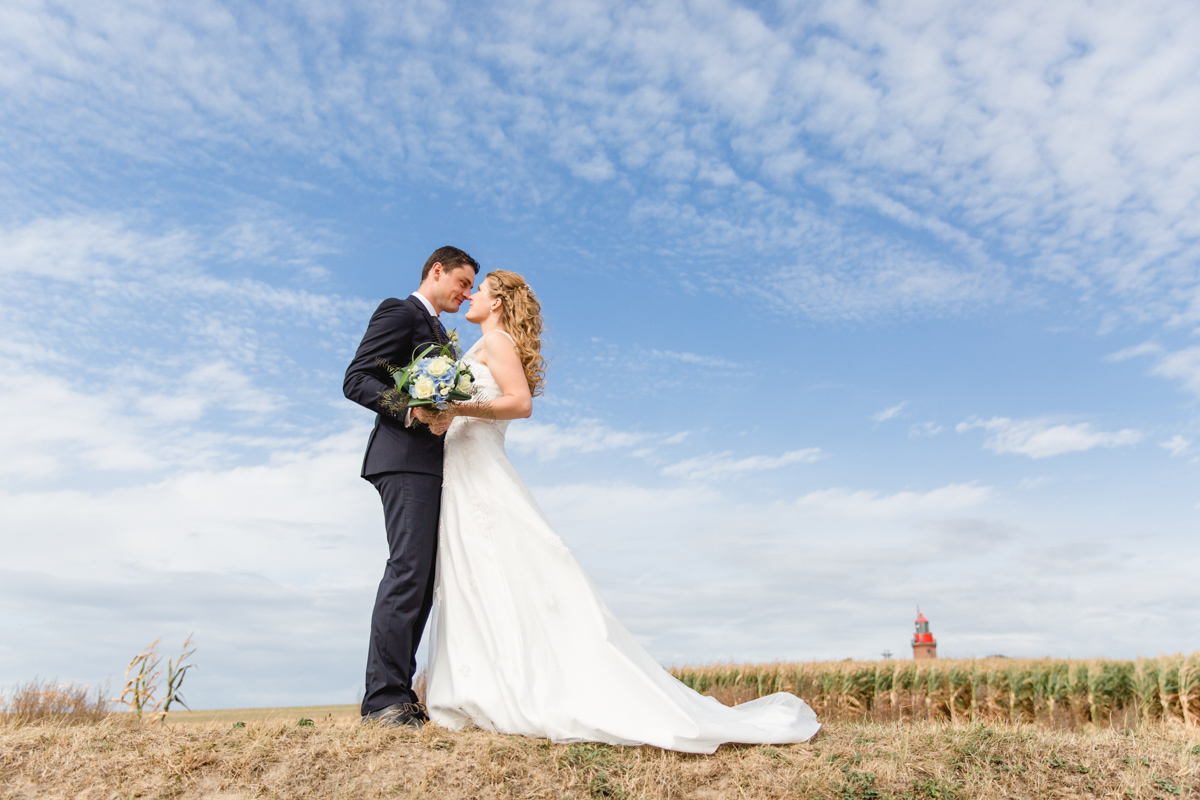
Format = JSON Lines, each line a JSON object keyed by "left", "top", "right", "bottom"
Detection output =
{"left": 118, "top": 636, "right": 198, "bottom": 723}
{"left": 120, "top": 639, "right": 162, "bottom": 718}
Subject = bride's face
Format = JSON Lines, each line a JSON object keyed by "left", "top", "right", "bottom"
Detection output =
{"left": 465, "top": 279, "right": 499, "bottom": 324}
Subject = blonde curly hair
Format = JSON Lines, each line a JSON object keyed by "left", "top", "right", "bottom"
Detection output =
{"left": 487, "top": 270, "right": 547, "bottom": 396}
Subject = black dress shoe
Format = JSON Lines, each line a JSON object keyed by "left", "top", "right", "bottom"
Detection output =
{"left": 361, "top": 702, "right": 427, "bottom": 728}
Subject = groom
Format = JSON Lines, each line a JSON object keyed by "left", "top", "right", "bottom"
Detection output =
{"left": 343, "top": 246, "right": 479, "bottom": 727}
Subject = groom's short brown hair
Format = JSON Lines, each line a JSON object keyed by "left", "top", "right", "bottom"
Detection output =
{"left": 422, "top": 246, "right": 479, "bottom": 280}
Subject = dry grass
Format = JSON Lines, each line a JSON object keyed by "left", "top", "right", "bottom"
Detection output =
{"left": 166, "top": 705, "right": 360, "bottom": 726}
{"left": 5, "top": 658, "right": 1200, "bottom": 797}
{"left": 0, "top": 679, "right": 109, "bottom": 727}
{"left": 2, "top": 715, "right": 1198, "bottom": 799}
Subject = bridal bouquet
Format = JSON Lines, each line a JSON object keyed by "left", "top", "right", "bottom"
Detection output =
{"left": 378, "top": 338, "right": 474, "bottom": 415}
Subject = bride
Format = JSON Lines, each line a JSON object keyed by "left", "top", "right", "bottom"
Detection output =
{"left": 412, "top": 270, "right": 819, "bottom": 754}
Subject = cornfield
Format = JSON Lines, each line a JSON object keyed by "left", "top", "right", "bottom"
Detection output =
{"left": 670, "top": 654, "right": 1200, "bottom": 730}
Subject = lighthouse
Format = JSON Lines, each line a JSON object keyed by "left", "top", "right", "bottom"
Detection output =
{"left": 912, "top": 608, "right": 937, "bottom": 659}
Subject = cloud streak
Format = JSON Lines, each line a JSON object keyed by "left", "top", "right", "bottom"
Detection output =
{"left": 661, "top": 448, "right": 824, "bottom": 481}
{"left": 1160, "top": 435, "right": 1191, "bottom": 458}
{"left": 957, "top": 417, "right": 1143, "bottom": 459}
{"left": 871, "top": 403, "right": 906, "bottom": 422}
{"left": 792, "top": 483, "right": 993, "bottom": 519}
{"left": 507, "top": 418, "right": 657, "bottom": 460}
{"left": 1108, "top": 341, "right": 1200, "bottom": 397}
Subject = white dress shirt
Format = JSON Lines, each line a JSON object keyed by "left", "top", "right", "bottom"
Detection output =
{"left": 411, "top": 290, "right": 438, "bottom": 317}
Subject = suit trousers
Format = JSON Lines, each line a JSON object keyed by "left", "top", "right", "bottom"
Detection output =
{"left": 362, "top": 470, "right": 442, "bottom": 716}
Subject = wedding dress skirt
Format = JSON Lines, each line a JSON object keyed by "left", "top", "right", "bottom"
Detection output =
{"left": 425, "top": 340, "right": 820, "bottom": 753}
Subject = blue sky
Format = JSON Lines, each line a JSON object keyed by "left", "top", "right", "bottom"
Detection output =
{"left": 2, "top": 0, "right": 1199, "bottom": 709}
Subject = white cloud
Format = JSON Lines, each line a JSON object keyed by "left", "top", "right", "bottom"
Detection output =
{"left": 133, "top": 361, "right": 279, "bottom": 423}
{"left": 0, "top": 215, "right": 337, "bottom": 284}
{"left": 0, "top": 218, "right": 365, "bottom": 362}
{"left": 1149, "top": 347, "right": 1200, "bottom": 397}
{"left": 0, "top": 216, "right": 192, "bottom": 280}
{"left": 909, "top": 422, "right": 944, "bottom": 437}
{"left": 524, "top": 477, "right": 1200, "bottom": 666}
{"left": 871, "top": 402, "right": 906, "bottom": 422}
{"left": 648, "top": 349, "right": 738, "bottom": 370}
{"left": 0, "top": 358, "right": 163, "bottom": 477}
{"left": 793, "top": 483, "right": 992, "bottom": 519}
{"left": 1160, "top": 435, "right": 1192, "bottom": 457}
{"left": 0, "top": 428, "right": 376, "bottom": 585}
{"left": 661, "top": 448, "right": 823, "bottom": 481}
{"left": 0, "top": 353, "right": 331, "bottom": 482}
{"left": 1107, "top": 342, "right": 1200, "bottom": 397}
{"left": 506, "top": 418, "right": 653, "bottom": 460}
{"left": 1107, "top": 342, "right": 1163, "bottom": 362}
{"left": 957, "top": 416, "right": 1143, "bottom": 458}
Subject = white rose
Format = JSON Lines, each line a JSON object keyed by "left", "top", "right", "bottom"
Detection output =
{"left": 411, "top": 376, "right": 435, "bottom": 400}
{"left": 456, "top": 374, "right": 473, "bottom": 393}
{"left": 436, "top": 382, "right": 451, "bottom": 396}
{"left": 427, "top": 357, "right": 452, "bottom": 377}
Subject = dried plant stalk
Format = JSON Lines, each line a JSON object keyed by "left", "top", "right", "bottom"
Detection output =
{"left": 118, "top": 636, "right": 198, "bottom": 723}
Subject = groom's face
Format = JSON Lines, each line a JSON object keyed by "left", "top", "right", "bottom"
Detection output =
{"left": 432, "top": 264, "right": 476, "bottom": 313}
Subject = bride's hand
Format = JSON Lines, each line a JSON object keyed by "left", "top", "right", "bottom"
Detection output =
{"left": 414, "top": 406, "right": 454, "bottom": 435}
{"left": 413, "top": 407, "right": 448, "bottom": 431}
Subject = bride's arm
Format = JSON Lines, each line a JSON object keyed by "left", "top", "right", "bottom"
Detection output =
{"left": 452, "top": 334, "right": 532, "bottom": 421}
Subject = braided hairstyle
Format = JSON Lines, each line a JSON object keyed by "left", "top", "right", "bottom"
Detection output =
{"left": 487, "top": 270, "right": 547, "bottom": 396}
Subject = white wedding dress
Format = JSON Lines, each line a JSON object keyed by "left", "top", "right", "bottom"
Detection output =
{"left": 425, "top": 332, "right": 820, "bottom": 753}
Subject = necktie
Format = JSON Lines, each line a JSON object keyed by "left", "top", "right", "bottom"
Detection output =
{"left": 432, "top": 314, "right": 461, "bottom": 358}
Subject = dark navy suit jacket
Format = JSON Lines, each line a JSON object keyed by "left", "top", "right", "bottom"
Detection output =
{"left": 343, "top": 295, "right": 447, "bottom": 478}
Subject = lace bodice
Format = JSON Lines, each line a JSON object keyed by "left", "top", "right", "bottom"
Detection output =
{"left": 444, "top": 333, "right": 511, "bottom": 444}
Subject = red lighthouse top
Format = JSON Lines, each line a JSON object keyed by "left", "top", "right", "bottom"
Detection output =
{"left": 913, "top": 608, "right": 935, "bottom": 644}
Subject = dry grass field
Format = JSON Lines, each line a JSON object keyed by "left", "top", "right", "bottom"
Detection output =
{"left": 3, "top": 715, "right": 1199, "bottom": 799}
{"left": 3, "top": 658, "right": 1200, "bottom": 799}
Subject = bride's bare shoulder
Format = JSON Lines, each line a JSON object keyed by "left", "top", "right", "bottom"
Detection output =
{"left": 476, "top": 329, "right": 517, "bottom": 365}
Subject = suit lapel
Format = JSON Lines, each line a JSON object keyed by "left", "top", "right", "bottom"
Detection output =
{"left": 405, "top": 294, "right": 444, "bottom": 349}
